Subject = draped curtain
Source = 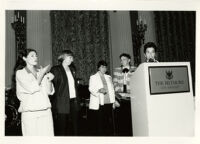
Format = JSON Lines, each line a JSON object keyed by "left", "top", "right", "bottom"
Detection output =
{"left": 154, "top": 11, "right": 196, "bottom": 94}
{"left": 50, "top": 11, "right": 109, "bottom": 85}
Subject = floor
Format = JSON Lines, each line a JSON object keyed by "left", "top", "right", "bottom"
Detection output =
{"left": 5, "top": 106, "right": 132, "bottom": 136}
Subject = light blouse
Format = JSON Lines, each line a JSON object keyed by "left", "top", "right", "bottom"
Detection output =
{"left": 16, "top": 68, "right": 54, "bottom": 112}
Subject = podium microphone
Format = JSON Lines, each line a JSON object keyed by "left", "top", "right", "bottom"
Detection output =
{"left": 148, "top": 58, "right": 155, "bottom": 62}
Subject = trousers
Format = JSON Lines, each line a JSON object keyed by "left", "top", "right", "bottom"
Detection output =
{"left": 53, "top": 98, "right": 79, "bottom": 136}
{"left": 21, "top": 108, "right": 54, "bottom": 136}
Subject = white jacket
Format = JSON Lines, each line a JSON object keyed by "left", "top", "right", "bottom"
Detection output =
{"left": 89, "top": 72, "right": 115, "bottom": 110}
{"left": 16, "top": 68, "right": 54, "bottom": 112}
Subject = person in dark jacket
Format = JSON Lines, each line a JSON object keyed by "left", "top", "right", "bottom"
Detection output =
{"left": 50, "top": 50, "right": 80, "bottom": 136}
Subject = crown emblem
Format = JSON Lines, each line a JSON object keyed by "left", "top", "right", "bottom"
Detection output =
{"left": 166, "top": 70, "right": 173, "bottom": 80}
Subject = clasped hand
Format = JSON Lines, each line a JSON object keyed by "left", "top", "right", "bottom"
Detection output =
{"left": 46, "top": 72, "right": 54, "bottom": 81}
{"left": 98, "top": 88, "right": 107, "bottom": 94}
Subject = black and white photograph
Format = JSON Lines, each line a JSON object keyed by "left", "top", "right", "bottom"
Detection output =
{"left": 1, "top": 0, "right": 200, "bottom": 144}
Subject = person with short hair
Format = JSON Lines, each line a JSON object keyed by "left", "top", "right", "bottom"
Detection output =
{"left": 50, "top": 50, "right": 80, "bottom": 136}
{"left": 113, "top": 53, "right": 137, "bottom": 136}
{"left": 143, "top": 42, "right": 159, "bottom": 62}
{"left": 88, "top": 60, "right": 116, "bottom": 136}
{"left": 113, "top": 53, "right": 137, "bottom": 94}
{"left": 15, "top": 49, "right": 55, "bottom": 136}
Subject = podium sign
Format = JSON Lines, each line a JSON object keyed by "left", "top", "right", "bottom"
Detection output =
{"left": 149, "top": 66, "right": 190, "bottom": 94}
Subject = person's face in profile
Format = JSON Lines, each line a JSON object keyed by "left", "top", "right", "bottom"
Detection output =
{"left": 144, "top": 47, "right": 156, "bottom": 61}
{"left": 99, "top": 65, "right": 107, "bottom": 74}
{"left": 120, "top": 56, "right": 130, "bottom": 67}
{"left": 23, "top": 51, "right": 38, "bottom": 66}
{"left": 63, "top": 54, "right": 74, "bottom": 66}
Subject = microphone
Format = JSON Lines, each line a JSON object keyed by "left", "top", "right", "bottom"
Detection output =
{"left": 148, "top": 58, "right": 155, "bottom": 62}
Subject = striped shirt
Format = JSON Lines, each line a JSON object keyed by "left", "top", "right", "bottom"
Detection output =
{"left": 113, "top": 66, "right": 137, "bottom": 93}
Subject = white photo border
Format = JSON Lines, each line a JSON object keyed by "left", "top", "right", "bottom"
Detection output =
{"left": 1, "top": 0, "right": 200, "bottom": 144}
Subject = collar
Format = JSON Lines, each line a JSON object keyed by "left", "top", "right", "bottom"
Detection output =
{"left": 24, "top": 67, "right": 32, "bottom": 73}
{"left": 24, "top": 66, "right": 39, "bottom": 73}
{"left": 24, "top": 67, "right": 38, "bottom": 79}
{"left": 98, "top": 71, "right": 105, "bottom": 76}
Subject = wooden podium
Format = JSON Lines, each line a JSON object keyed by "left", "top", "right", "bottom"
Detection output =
{"left": 130, "top": 62, "right": 195, "bottom": 136}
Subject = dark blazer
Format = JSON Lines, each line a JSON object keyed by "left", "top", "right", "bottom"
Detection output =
{"left": 50, "top": 64, "right": 80, "bottom": 114}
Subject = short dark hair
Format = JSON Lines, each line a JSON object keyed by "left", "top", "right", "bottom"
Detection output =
{"left": 97, "top": 60, "right": 107, "bottom": 69}
{"left": 119, "top": 53, "right": 131, "bottom": 59}
{"left": 143, "top": 42, "right": 157, "bottom": 53}
{"left": 58, "top": 50, "right": 73, "bottom": 63}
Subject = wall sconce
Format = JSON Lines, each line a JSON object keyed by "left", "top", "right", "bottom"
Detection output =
{"left": 136, "top": 17, "right": 147, "bottom": 44}
{"left": 132, "top": 17, "right": 147, "bottom": 66}
{"left": 11, "top": 10, "right": 26, "bottom": 59}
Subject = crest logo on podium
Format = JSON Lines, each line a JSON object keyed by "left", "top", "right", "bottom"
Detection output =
{"left": 166, "top": 70, "right": 173, "bottom": 80}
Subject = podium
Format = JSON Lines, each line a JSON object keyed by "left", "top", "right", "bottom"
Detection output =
{"left": 130, "top": 62, "right": 194, "bottom": 136}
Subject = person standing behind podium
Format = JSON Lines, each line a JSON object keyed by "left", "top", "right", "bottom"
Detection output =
{"left": 50, "top": 50, "right": 80, "bottom": 136}
{"left": 113, "top": 53, "right": 137, "bottom": 136}
{"left": 143, "top": 42, "right": 159, "bottom": 63}
{"left": 88, "top": 60, "right": 116, "bottom": 136}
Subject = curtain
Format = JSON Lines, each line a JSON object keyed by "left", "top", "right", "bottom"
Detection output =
{"left": 50, "top": 11, "right": 109, "bottom": 85}
{"left": 154, "top": 11, "right": 196, "bottom": 95}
